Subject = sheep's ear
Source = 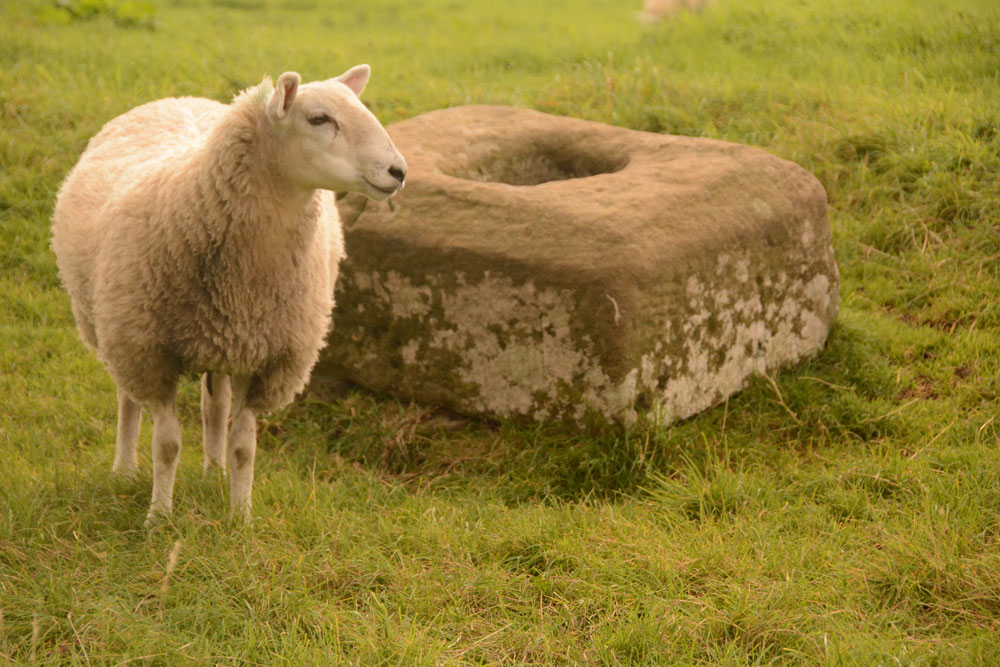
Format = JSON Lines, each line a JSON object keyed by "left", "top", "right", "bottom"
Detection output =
{"left": 268, "top": 71, "right": 301, "bottom": 121}
{"left": 335, "top": 64, "right": 370, "bottom": 97}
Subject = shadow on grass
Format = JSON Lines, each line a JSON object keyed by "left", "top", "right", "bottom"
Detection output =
{"left": 274, "top": 316, "right": 902, "bottom": 505}
{"left": 7, "top": 311, "right": 909, "bottom": 541}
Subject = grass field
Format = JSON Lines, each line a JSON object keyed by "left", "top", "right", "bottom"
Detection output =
{"left": 2, "top": 0, "right": 999, "bottom": 663}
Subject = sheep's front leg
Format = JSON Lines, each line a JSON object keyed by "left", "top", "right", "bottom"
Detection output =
{"left": 201, "top": 372, "right": 231, "bottom": 473}
{"left": 147, "top": 397, "right": 182, "bottom": 522}
{"left": 112, "top": 387, "right": 141, "bottom": 476}
{"left": 227, "top": 376, "right": 257, "bottom": 520}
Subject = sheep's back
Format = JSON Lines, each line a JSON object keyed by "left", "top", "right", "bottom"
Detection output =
{"left": 58, "top": 96, "right": 226, "bottom": 224}
{"left": 52, "top": 97, "right": 227, "bottom": 343}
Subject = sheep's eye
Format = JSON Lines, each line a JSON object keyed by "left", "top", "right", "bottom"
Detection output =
{"left": 308, "top": 114, "right": 334, "bottom": 127}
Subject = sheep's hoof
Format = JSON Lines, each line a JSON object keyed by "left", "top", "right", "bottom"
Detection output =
{"left": 144, "top": 505, "right": 172, "bottom": 529}
{"left": 201, "top": 460, "right": 227, "bottom": 478}
{"left": 111, "top": 462, "right": 139, "bottom": 478}
{"left": 229, "top": 502, "right": 252, "bottom": 525}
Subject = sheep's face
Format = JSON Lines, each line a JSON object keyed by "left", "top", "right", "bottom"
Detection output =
{"left": 266, "top": 67, "right": 407, "bottom": 201}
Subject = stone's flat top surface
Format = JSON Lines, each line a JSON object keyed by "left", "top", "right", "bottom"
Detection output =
{"left": 340, "top": 105, "right": 828, "bottom": 289}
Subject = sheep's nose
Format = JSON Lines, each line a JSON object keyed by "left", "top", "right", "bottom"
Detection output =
{"left": 388, "top": 165, "right": 406, "bottom": 184}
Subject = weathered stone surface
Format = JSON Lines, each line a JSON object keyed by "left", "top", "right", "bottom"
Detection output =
{"left": 316, "top": 105, "right": 839, "bottom": 425}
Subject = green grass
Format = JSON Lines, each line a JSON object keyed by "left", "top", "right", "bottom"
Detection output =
{"left": 2, "top": 0, "right": 999, "bottom": 663}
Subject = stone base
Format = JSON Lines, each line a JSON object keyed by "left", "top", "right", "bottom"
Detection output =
{"left": 317, "top": 105, "right": 839, "bottom": 425}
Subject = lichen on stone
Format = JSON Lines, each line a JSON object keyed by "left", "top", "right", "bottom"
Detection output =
{"left": 315, "top": 105, "right": 840, "bottom": 427}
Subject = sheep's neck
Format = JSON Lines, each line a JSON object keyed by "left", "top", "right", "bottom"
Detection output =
{"left": 200, "top": 115, "right": 319, "bottom": 256}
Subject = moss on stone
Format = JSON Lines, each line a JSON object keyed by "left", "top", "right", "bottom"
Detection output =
{"left": 317, "top": 106, "right": 839, "bottom": 426}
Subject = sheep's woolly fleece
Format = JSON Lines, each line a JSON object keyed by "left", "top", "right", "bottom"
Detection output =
{"left": 52, "top": 68, "right": 406, "bottom": 519}
{"left": 640, "top": 0, "right": 713, "bottom": 21}
{"left": 51, "top": 74, "right": 386, "bottom": 413}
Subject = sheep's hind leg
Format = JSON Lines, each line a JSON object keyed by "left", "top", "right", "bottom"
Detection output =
{"left": 147, "top": 397, "right": 182, "bottom": 524}
{"left": 227, "top": 376, "right": 257, "bottom": 521}
{"left": 112, "top": 388, "right": 141, "bottom": 476}
{"left": 201, "top": 372, "right": 231, "bottom": 473}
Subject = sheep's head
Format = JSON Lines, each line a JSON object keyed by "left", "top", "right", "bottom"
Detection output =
{"left": 265, "top": 66, "right": 406, "bottom": 201}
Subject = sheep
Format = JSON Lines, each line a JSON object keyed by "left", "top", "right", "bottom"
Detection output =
{"left": 51, "top": 65, "right": 407, "bottom": 522}
{"left": 640, "top": 0, "right": 712, "bottom": 22}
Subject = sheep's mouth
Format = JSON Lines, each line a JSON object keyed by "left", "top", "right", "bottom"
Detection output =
{"left": 363, "top": 178, "right": 399, "bottom": 197}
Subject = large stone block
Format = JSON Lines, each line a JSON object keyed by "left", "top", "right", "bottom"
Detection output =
{"left": 317, "top": 105, "right": 839, "bottom": 425}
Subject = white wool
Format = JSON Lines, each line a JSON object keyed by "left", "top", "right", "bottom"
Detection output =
{"left": 52, "top": 67, "right": 406, "bottom": 521}
{"left": 640, "top": 0, "right": 713, "bottom": 21}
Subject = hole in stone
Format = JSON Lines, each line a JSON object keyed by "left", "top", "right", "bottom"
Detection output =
{"left": 445, "top": 140, "right": 629, "bottom": 186}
